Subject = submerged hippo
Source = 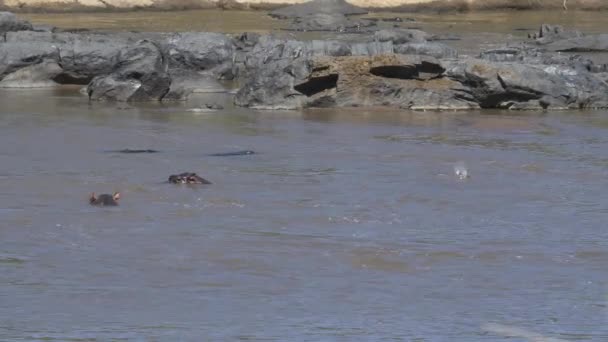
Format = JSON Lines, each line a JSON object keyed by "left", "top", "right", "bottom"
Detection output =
{"left": 208, "top": 150, "right": 255, "bottom": 157}
{"left": 89, "top": 192, "right": 121, "bottom": 206}
{"left": 168, "top": 173, "right": 211, "bottom": 185}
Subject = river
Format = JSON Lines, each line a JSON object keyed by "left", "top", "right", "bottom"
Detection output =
{"left": 1, "top": 9, "right": 607, "bottom": 341}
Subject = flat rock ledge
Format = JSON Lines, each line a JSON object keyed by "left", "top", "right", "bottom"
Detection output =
{"left": 1, "top": 12, "right": 607, "bottom": 111}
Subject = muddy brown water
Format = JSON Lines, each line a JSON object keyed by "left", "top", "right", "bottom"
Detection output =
{"left": 1, "top": 10, "right": 607, "bottom": 341}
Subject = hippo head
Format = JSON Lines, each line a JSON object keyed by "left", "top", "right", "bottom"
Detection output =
{"left": 168, "top": 172, "right": 211, "bottom": 185}
{"left": 90, "top": 192, "right": 121, "bottom": 206}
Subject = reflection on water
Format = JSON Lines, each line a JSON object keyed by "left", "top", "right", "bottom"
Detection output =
{"left": 0, "top": 87, "right": 607, "bottom": 340}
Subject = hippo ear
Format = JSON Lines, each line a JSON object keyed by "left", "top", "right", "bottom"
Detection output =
{"left": 113, "top": 192, "right": 121, "bottom": 201}
{"left": 90, "top": 192, "right": 97, "bottom": 202}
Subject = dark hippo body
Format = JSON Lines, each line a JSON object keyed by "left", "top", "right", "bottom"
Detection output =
{"left": 168, "top": 172, "right": 211, "bottom": 184}
{"left": 103, "top": 149, "right": 159, "bottom": 153}
{"left": 208, "top": 150, "right": 255, "bottom": 157}
{"left": 89, "top": 192, "right": 120, "bottom": 206}
{"left": 114, "top": 149, "right": 159, "bottom": 154}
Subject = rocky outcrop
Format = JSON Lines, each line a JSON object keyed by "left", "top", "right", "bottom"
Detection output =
{"left": 374, "top": 28, "right": 434, "bottom": 44}
{"left": 544, "top": 34, "right": 608, "bottom": 52}
{"left": 2, "top": 11, "right": 608, "bottom": 110}
{"left": 286, "top": 13, "right": 376, "bottom": 33}
{"left": 86, "top": 40, "right": 171, "bottom": 102}
{"left": 59, "top": 34, "right": 132, "bottom": 84}
{"left": 445, "top": 59, "right": 608, "bottom": 110}
{"left": 0, "top": 23, "right": 235, "bottom": 99}
{"left": 163, "top": 32, "right": 236, "bottom": 80}
{"left": 394, "top": 42, "right": 457, "bottom": 59}
{"left": 235, "top": 32, "right": 608, "bottom": 110}
{"left": 269, "top": 0, "right": 367, "bottom": 19}
{"left": 0, "top": 41, "right": 60, "bottom": 87}
{"left": 0, "top": 60, "right": 62, "bottom": 88}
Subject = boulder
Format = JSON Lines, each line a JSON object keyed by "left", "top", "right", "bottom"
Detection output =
{"left": 394, "top": 42, "right": 458, "bottom": 59}
{"left": 480, "top": 45, "right": 607, "bottom": 72}
{"left": 236, "top": 39, "right": 608, "bottom": 111}
{"left": 236, "top": 54, "right": 478, "bottom": 110}
{"left": 4, "top": 31, "right": 165, "bottom": 85}
{"left": 374, "top": 29, "right": 434, "bottom": 44}
{"left": 235, "top": 56, "right": 313, "bottom": 109}
{"left": 163, "top": 32, "right": 236, "bottom": 80}
{"left": 444, "top": 58, "right": 608, "bottom": 109}
{"left": 4, "top": 30, "right": 56, "bottom": 43}
{"left": 87, "top": 40, "right": 171, "bottom": 102}
{"left": 164, "top": 70, "right": 229, "bottom": 101}
{"left": 0, "top": 42, "right": 60, "bottom": 80}
{"left": 0, "top": 60, "right": 62, "bottom": 88}
{"left": 544, "top": 34, "right": 608, "bottom": 52}
{"left": 59, "top": 33, "right": 131, "bottom": 84}
{"left": 269, "top": 0, "right": 367, "bottom": 19}
{"left": 286, "top": 13, "right": 376, "bottom": 33}
{"left": 239, "top": 35, "right": 395, "bottom": 78}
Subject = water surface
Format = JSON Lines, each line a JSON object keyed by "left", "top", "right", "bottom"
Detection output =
{"left": 0, "top": 88, "right": 606, "bottom": 341}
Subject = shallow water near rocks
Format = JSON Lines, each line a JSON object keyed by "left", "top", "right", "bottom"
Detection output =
{"left": 1, "top": 9, "right": 608, "bottom": 341}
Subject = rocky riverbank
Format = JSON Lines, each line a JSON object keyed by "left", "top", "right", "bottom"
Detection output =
{"left": 1, "top": 5, "right": 608, "bottom": 110}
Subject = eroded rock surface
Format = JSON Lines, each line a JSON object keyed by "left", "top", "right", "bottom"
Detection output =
{"left": 87, "top": 40, "right": 171, "bottom": 102}
{"left": 269, "top": 0, "right": 367, "bottom": 19}
{"left": 286, "top": 13, "right": 376, "bottom": 33}
{"left": 2, "top": 11, "right": 608, "bottom": 110}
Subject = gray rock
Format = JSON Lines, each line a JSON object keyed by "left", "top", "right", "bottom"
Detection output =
{"left": 240, "top": 36, "right": 307, "bottom": 77}
{"left": 4, "top": 31, "right": 167, "bottom": 85}
{"left": 237, "top": 38, "right": 608, "bottom": 111}
{"left": 544, "top": 34, "right": 608, "bottom": 52}
{"left": 394, "top": 42, "right": 458, "bottom": 59}
{"left": 286, "top": 13, "right": 376, "bottom": 33}
{"left": 59, "top": 34, "right": 131, "bottom": 84}
{"left": 164, "top": 70, "right": 229, "bottom": 101}
{"left": 374, "top": 29, "right": 433, "bottom": 44}
{"left": 350, "top": 41, "right": 394, "bottom": 56}
{"left": 480, "top": 45, "right": 607, "bottom": 73}
{"left": 0, "top": 42, "right": 60, "bottom": 80}
{"left": 236, "top": 54, "right": 478, "bottom": 110}
{"left": 235, "top": 56, "right": 313, "bottom": 109}
{"left": 239, "top": 35, "right": 396, "bottom": 78}
{"left": 87, "top": 40, "right": 171, "bottom": 102}
{"left": 269, "top": 0, "right": 367, "bottom": 19}
{"left": 163, "top": 32, "right": 236, "bottom": 80}
{"left": 445, "top": 58, "right": 608, "bottom": 110}
{"left": 0, "top": 60, "right": 62, "bottom": 88}
{"left": 479, "top": 47, "right": 525, "bottom": 63}
{"left": 0, "top": 12, "right": 32, "bottom": 34}
{"left": 307, "top": 39, "right": 353, "bottom": 56}
{"left": 4, "top": 30, "right": 57, "bottom": 43}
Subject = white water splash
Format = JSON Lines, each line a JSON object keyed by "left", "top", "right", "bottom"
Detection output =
{"left": 454, "top": 161, "right": 469, "bottom": 180}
